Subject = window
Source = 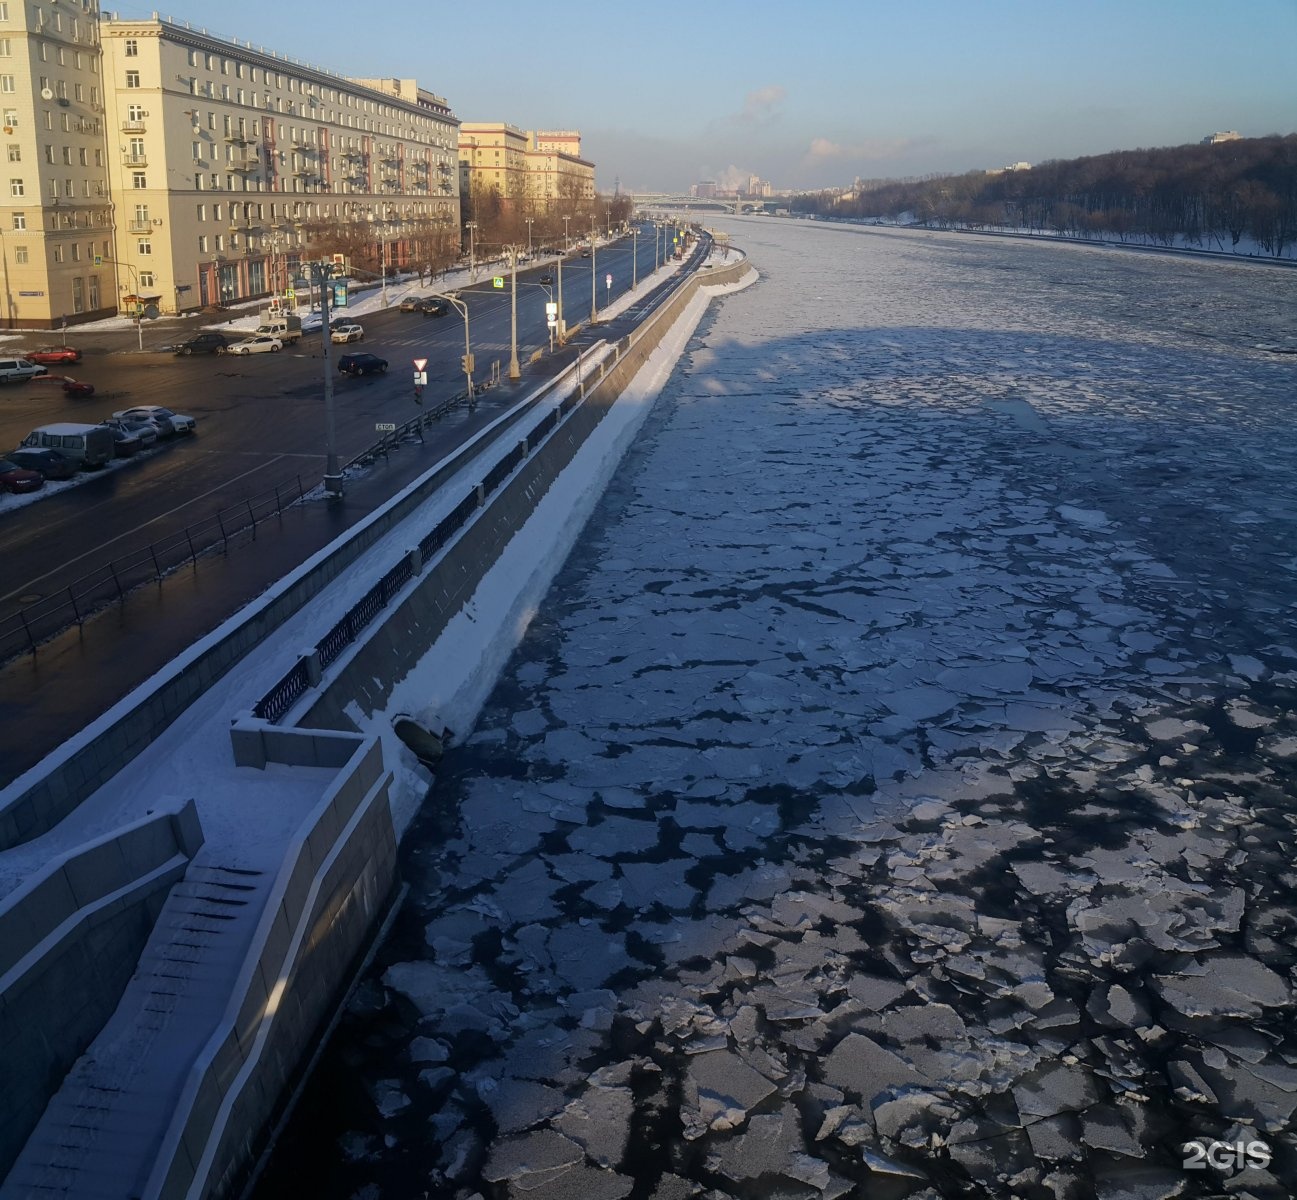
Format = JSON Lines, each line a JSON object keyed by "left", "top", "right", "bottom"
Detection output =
{"left": 94, "top": 148, "right": 103, "bottom": 166}
{"left": 71, "top": 243, "right": 80, "bottom": 260}
{"left": 74, "top": 83, "right": 83, "bottom": 102}
{"left": 139, "top": 271, "right": 154, "bottom": 288}
{"left": 132, "top": 171, "right": 145, "bottom": 188}
{"left": 124, "top": 39, "right": 138, "bottom": 57}
{"left": 127, "top": 103, "right": 144, "bottom": 122}
{"left": 4, "top": 143, "right": 15, "bottom": 161}
{"left": 191, "top": 141, "right": 201, "bottom": 159}
{"left": 61, "top": 146, "right": 71, "bottom": 165}
{"left": 11, "top": 211, "right": 23, "bottom": 229}
{"left": 72, "top": 277, "right": 83, "bottom": 311}
{"left": 53, "top": 244, "right": 63, "bottom": 262}
{"left": 137, "top": 239, "right": 151, "bottom": 255}
{"left": 188, "top": 49, "right": 199, "bottom": 67}
{"left": 0, "top": 38, "right": 10, "bottom": 56}
{"left": 125, "top": 70, "right": 140, "bottom": 88}
{"left": 13, "top": 244, "right": 26, "bottom": 263}
{"left": 215, "top": 234, "right": 224, "bottom": 251}
{"left": 198, "top": 234, "right": 208, "bottom": 252}
{"left": 78, "top": 147, "right": 86, "bottom": 166}
{"left": 8, "top": 175, "right": 19, "bottom": 195}
{"left": 0, "top": 4, "right": 8, "bottom": 19}
{"left": 0, "top": 75, "right": 13, "bottom": 93}
{"left": 89, "top": 277, "right": 100, "bottom": 309}
{"left": 212, "top": 203, "right": 222, "bottom": 220}
{"left": 133, "top": 203, "right": 147, "bottom": 223}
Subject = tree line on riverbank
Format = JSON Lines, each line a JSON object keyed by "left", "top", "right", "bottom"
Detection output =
{"left": 793, "top": 135, "right": 1296, "bottom": 257}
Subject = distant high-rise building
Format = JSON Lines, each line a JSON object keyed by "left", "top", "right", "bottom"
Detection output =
{"left": 1202, "top": 130, "right": 1243, "bottom": 145}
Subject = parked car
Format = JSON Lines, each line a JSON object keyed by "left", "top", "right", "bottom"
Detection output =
{"left": 101, "top": 416, "right": 159, "bottom": 447}
{"left": 112, "top": 405, "right": 197, "bottom": 437}
{"left": 20, "top": 423, "right": 113, "bottom": 468}
{"left": 100, "top": 424, "right": 143, "bottom": 458}
{"left": 25, "top": 346, "right": 82, "bottom": 365}
{"left": 174, "top": 332, "right": 229, "bottom": 356}
{"left": 337, "top": 352, "right": 389, "bottom": 377}
{"left": 0, "top": 358, "right": 49, "bottom": 383}
{"left": 6, "top": 446, "right": 78, "bottom": 480}
{"left": 0, "top": 458, "right": 44, "bottom": 494}
{"left": 227, "top": 334, "right": 283, "bottom": 355}
{"left": 330, "top": 323, "right": 365, "bottom": 344}
{"left": 538, "top": 273, "right": 553, "bottom": 286}
{"left": 419, "top": 298, "right": 449, "bottom": 318}
{"left": 399, "top": 295, "right": 428, "bottom": 313}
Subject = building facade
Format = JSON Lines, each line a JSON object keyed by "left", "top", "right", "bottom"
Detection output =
{"left": 458, "top": 122, "right": 594, "bottom": 216}
{"left": 0, "top": 4, "right": 460, "bottom": 327}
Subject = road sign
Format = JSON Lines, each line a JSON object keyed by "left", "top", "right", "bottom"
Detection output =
{"left": 413, "top": 357, "right": 428, "bottom": 372}
{"left": 413, "top": 371, "right": 428, "bottom": 386}
{"left": 605, "top": 273, "right": 612, "bottom": 288}
{"left": 375, "top": 422, "right": 396, "bottom": 432}
{"left": 493, "top": 276, "right": 504, "bottom": 289}
{"left": 545, "top": 302, "right": 558, "bottom": 318}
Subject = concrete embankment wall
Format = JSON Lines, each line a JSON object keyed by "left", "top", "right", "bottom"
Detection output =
{"left": 0, "top": 388, "right": 541, "bottom": 852}
{"left": 298, "top": 255, "right": 753, "bottom": 730}
{"left": 142, "top": 733, "right": 397, "bottom": 1200}
{"left": 0, "top": 799, "right": 203, "bottom": 1178}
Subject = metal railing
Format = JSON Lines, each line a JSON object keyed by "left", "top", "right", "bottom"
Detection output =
{"left": 0, "top": 474, "right": 311, "bottom": 665}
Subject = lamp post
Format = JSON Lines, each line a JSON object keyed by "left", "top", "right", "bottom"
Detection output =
{"left": 466, "top": 220, "right": 478, "bottom": 280}
{"left": 309, "top": 260, "right": 342, "bottom": 497}
{"left": 556, "top": 251, "right": 564, "bottom": 344}
{"left": 430, "top": 290, "right": 473, "bottom": 403}
{"left": 631, "top": 225, "right": 638, "bottom": 291}
{"left": 524, "top": 217, "right": 534, "bottom": 259}
{"left": 508, "top": 245, "right": 520, "bottom": 380}
{"left": 562, "top": 215, "right": 571, "bottom": 253}
{"left": 590, "top": 215, "right": 597, "bottom": 323}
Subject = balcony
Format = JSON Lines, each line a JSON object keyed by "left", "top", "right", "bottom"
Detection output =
{"left": 126, "top": 219, "right": 152, "bottom": 234}
{"left": 231, "top": 155, "right": 260, "bottom": 173}
{"left": 120, "top": 119, "right": 146, "bottom": 133}
{"left": 223, "top": 132, "right": 249, "bottom": 145}
{"left": 121, "top": 151, "right": 147, "bottom": 167}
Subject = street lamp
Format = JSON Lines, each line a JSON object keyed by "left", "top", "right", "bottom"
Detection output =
{"left": 631, "top": 225, "right": 638, "bottom": 292}
{"left": 524, "top": 217, "right": 534, "bottom": 259}
{"left": 562, "top": 215, "right": 571, "bottom": 253}
{"left": 307, "top": 260, "right": 342, "bottom": 497}
{"left": 429, "top": 289, "right": 473, "bottom": 403}
{"left": 466, "top": 220, "right": 478, "bottom": 280}
{"left": 590, "top": 216, "right": 599, "bottom": 322}
{"left": 556, "top": 251, "right": 564, "bottom": 344}
{"left": 508, "top": 245, "right": 520, "bottom": 380}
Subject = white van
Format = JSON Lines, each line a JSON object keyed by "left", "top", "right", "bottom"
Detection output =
{"left": 21, "top": 423, "right": 113, "bottom": 468}
{"left": 0, "top": 357, "right": 48, "bottom": 383}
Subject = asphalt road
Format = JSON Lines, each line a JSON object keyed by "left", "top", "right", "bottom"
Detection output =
{"left": 0, "top": 226, "right": 671, "bottom": 625}
{"left": 0, "top": 227, "right": 709, "bottom": 787}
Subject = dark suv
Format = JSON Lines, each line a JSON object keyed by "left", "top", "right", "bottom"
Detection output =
{"left": 338, "top": 352, "right": 388, "bottom": 377}
{"left": 175, "top": 332, "right": 229, "bottom": 356}
{"left": 419, "top": 298, "right": 449, "bottom": 318}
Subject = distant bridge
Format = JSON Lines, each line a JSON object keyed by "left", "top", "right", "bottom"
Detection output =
{"left": 631, "top": 192, "right": 782, "bottom": 215}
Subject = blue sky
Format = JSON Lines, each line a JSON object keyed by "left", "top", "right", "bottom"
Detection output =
{"left": 132, "top": 0, "right": 1295, "bottom": 193}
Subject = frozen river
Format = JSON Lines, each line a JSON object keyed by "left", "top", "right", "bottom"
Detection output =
{"left": 257, "top": 220, "right": 1297, "bottom": 1199}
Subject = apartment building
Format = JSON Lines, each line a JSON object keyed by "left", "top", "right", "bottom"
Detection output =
{"left": 0, "top": 4, "right": 461, "bottom": 328}
{"left": 97, "top": 17, "right": 460, "bottom": 317}
{"left": 458, "top": 122, "right": 594, "bottom": 214}
{"left": 0, "top": 0, "right": 114, "bottom": 329}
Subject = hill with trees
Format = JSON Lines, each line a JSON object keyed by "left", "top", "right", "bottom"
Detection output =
{"left": 793, "top": 136, "right": 1297, "bottom": 257}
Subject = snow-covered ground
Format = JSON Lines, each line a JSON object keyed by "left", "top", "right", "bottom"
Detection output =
{"left": 254, "top": 218, "right": 1297, "bottom": 1199}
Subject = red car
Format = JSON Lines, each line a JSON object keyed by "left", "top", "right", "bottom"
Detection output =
{"left": 25, "top": 346, "right": 82, "bottom": 365}
{"left": 32, "top": 375, "right": 95, "bottom": 397}
{"left": 0, "top": 457, "right": 45, "bottom": 494}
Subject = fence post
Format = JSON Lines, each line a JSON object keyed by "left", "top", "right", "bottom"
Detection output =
{"left": 67, "top": 586, "right": 81, "bottom": 625}
{"left": 185, "top": 528, "right": 196, "bottom": 564}
{"left": 274, "top": 484, "right": 283, "bottom": 516}
{"left": 246, "top": 498, "right": 257, "bottom": 535}
{"left": 19, "top": 608, "right": 36, "bottom": 654}
{"left": 217, "top": 511, "right": 228, "bottom": 551}
{"left": 108, "top": 561, "right": 124, "bottom": 600}
{"left": 149, "top": 544, "right": 162, "bottom": 579}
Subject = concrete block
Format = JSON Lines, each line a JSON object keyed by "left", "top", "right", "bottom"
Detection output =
{"left": 262, "top": 728, "right": 318, "bottom": 768}
{"left": 229, "top": 720, "right": 267, "bottom": 770}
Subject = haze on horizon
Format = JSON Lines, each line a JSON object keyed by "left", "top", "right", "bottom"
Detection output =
{"left": 130, "top": 0, "right": 1295, "bottom": 193}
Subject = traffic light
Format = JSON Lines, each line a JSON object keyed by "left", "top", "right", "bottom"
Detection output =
{"left": 460, "top": 353, "right": 474, "bottom": 374}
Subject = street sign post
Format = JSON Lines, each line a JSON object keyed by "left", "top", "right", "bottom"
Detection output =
{"left": 493, "top": 276, "right": 504, "bottom": 289}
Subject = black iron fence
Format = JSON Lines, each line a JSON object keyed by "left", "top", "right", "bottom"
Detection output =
{"left": 0, "top": 475, "right": 310, "bottom": 665}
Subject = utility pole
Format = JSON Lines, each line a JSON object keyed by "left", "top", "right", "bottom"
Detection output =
{"left": 508, "top": 245, "right": 520, "bottom": 380}
{"left": 590, "top": 215, "right": 597, "bottom": 323}
{"left": 631, "top": 225, "right": 638, "bottom": 291}
{"left": 556, "top": 251, "right": 564, "bottom": 344}
{"left": 562, "top": 215, "right": 571, "bottom": 252}
{"left": 525, "top": 217, "right": 534, "bottom": 258}
{"left": 314, "top": 261, "right": 341, "bottom": 497}
{"left": 466, "top": 221, "right": 478, "bottom": 281}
